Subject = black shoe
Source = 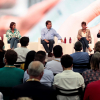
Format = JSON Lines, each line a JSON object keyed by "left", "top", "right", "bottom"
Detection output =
{"left": 48, "top": 52, "right": 53, "bottom": 57}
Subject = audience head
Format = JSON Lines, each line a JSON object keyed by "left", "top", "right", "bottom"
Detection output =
{"left": 35, "top": 51, "right": 46, "bottom": 64}
{"left": 28, "top": 61, "right": 44, "bottom": 79}
{"left": 74, "top": 41, "right": 82, "bottom": 51}
{"left": 53, "top": 45, "right": 63, "bottom": 58}
{"left": 10, "top": 22, "right": 16, "bottom": 30}
{"left": 20, "top": 37, "right": 29, "bottom": 47}
{"left": 94, "top": 41, "right": 100, "bottom": 52}
{"left": 91, "top": 52, "right": 100, "bottom": 70}
{"left": 4, "top": 50, "right": 17, "bottom": 65}
{"left": 81, "top": 21, "right": 86, "bottom": 29}
{"left": 0, "top": 40, "right": 4, "bottom": 51}
{"left": 24, "top": 51, "right": 36, "bottom": 71}
{"left": 46, "top": 20, "right": 52, "bottom": 29}
{"left": 61, "top": 55, "right": 73, "bottom": 69}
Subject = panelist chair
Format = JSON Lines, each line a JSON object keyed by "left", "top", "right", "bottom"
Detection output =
{"left": 56, "top": 87, "right": 84, "bottom": 100}
{"left": 38, "top": 37, "right": 58, "bottom": 52}
{"left": 3, "top": 34, "right": 20, "bottom": 50}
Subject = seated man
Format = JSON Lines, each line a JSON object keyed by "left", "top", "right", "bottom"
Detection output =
{"left": 70, "top": 41, "right": 89, "bottom": 73}
{"left": 53, "top": 55, "right": 85, "bottom": 100}
{"left": 41, "top": 20, "right": 63, "bottom": 57}
{"left": 45, "top": 45, "right": 63, "bottom": 74}
{"left": 23, "top": 51, "right": 54, "bottom": 87}
{"left": 77, "top": 21, "right": 92, "bottom": 52}
{"left": 14, "top": 37, "right": 30, "bottom": 62}
{"left": 11, "top": 61, "right": 57, "bottom": 100}
{"left": 84, "top": 80, "right": 100, "bottom": 100}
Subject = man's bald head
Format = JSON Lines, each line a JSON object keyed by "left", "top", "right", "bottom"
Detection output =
{"left": 28, "top": 61, "right": 44, "bottom": 77}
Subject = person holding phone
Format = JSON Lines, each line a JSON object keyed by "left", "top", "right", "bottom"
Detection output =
{"left": 6, "top": 22, "right": 21, "bottom": 49}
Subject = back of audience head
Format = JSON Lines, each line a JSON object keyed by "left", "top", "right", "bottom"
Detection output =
{"left": 74, "top": 41, "right": 82, "bottom": 51}
{"left": 28, "top": 61, "right": 44, "bottom": 79}
{"left": 0, "top": 40, "right": 4, "bottom": 51}
{"left": 35, "top": 51, "right": 46, "bottom": 64}
{"left": 91, "top": 52, "right": 100, "bottom": 70}
{"left": 24, "top": 51, "right": 36, "bottom": 71}
{"left": 4, "top": 50, "right": 17, "bottom": 65}
{"left": 94, "top": 41, "right": 100, "bottom": 52}
{"left": 61, "top": 55, "right": 73, "bottom": 70}
{"left": 20, "top": 37, "right": 29, "bottom": 47}
{"left": 53, "top": 45, "right": 63, "bottom": 58}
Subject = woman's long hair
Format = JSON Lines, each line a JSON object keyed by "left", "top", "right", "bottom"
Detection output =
{"left": 24, "top": 51, "right": 36, "bottom": 71}
{"left": 10, "top": 22, "right": 15, "bottom": 30}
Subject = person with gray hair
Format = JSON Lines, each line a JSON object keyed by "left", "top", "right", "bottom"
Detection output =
{"left": 10, "top": 61, "right": 57, "bottom": 100}
{"left": 70, "top": 41, "right": 89, "bottom": 73}
{"left": 23, "top": 51, "right": 54, "bottom": 87}
{"left": 82, "top": 52, "right": 100, "bottom": 87}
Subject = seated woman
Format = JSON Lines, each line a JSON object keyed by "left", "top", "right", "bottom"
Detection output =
{"left": 82, "top": 52, "right": 100, "bottom": 87}
{"left": 6, "top": 22, "right": 21, "bottom": 49}
{"left": 77, "top": 21, "right": 92, "bottom": 52}
{"left": 0, "top": 40, "right": 6, "bottom": 68}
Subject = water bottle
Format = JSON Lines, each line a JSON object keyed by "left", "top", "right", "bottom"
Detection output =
{"left": 64, "top": 37, "right": 66, "bottom": 43}
{"left": 69, "top": 37, "right": 71, "bottom": 43}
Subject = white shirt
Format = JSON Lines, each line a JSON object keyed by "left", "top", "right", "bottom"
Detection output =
{"left": 53, "top": 70, "right": 85, "bottom": 100}
{"left": 14, "top": 47, "right": 30, "bottom": 62}
{"left": 45, "top": 58, "right": 63, "bottom": 74}
{"left": 82, "top": 32, "right": 86, "bottom": 37}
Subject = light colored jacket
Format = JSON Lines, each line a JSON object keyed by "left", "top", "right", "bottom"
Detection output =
{"left": 77, "top": 29, "right": 91, "bottom": 43}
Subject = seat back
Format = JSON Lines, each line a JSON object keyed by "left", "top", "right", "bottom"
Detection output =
{"left": 73, "top": 63, "right": 90, "bottom": 69}
{"left": 56, "top": 87, "right": 83, "bottom": 100}
{"left": 14, "top": 62, "right": 25, "bottom": 68}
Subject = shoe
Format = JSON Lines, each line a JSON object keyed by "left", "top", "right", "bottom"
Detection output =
{"left": 48, "top": 52, "right": 53, "bottom": 57}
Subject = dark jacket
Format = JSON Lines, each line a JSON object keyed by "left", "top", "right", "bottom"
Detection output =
{"left": 10, "top": 81, "right": 57, "bottom": 100}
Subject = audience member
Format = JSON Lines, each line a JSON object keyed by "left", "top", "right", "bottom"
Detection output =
{"left": 24, "top": 51, "right": 36, "bottom": 71}
{"left": 90, "top": 41, "right": 100, "bottom": 60}
{"left": 53, "top": 54, "right": 85, "bottom": 100}
{"left": 70, "top": 41, "right": 89, "bottom": 73}
{"left": 11, "top": 61, "right": 57, "bottom": 100}
{"left": 45, "top": 45, "right": 63, "bottom": 74}
{"left": 23, "top": 51, "right": 54, "bottom": 87}
{"left": 83, "top": 80, "right": 100, "bottom": 100}
{"left": 82, "top": 52, "right": 100, "bottom": 87}
{"left": 0, "top": 40, "right": 6, "bottom": 67}
{"left": 14, "top": 37, "right": 30, "bottom": 62}
{"left": 0, "top": 50, "right": 24, "bottom": 87}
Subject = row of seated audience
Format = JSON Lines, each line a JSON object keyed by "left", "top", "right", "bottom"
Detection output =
{"left": 0, "top": 37, "right": 100, "bottom": 100}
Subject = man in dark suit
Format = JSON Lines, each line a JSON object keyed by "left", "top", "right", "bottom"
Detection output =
{"left": 10, "top": 61, "right": 57, "bottom": 100}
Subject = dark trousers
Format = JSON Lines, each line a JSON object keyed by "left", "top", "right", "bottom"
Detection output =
{"left": 41, "top": 39, "right": 54, "bottom": 53}
{"left": 8, "top": 37, "right": 19, "bottom": 49}
{"left": 79, "top": 37, "right": 89, "bottom": 52}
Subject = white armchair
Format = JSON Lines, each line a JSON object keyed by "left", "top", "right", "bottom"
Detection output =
{"left": 38, "top": 37, "right": 58, "bottom": 52}
{"left": 3, "top": 34, "right": 21, "bottom": 50}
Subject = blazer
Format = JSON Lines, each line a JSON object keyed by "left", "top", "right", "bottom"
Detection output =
{"left": 77, "top": 29, "right": 91, "bottom": 43}
{"left": 10, "top": 81, "right": 57, "bottom": 100}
